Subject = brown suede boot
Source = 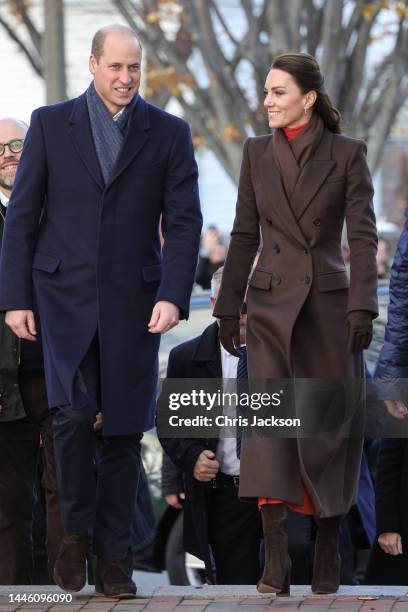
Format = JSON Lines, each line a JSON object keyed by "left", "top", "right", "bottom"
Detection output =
{"left": 312, "top": 516, "right": 341, "bottom": 594}
{"left": 257, "top": 504, "right": 291, "bottom": 596}
{"left": 53, "top": 532, "right": 88, "bottom": 592}
{"left": 96, "top": 555, "right": 137, "bottom": 599}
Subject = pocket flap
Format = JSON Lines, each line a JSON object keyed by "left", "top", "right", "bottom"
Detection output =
{"left": 32, "top": 252, "right": 61, "bottom": 273}
{"left": 316, "top": 271, "right": 349, "bottom": 292}
{"left": 248, "top": 269, "right": 272, "bottom": 291}
{"left": 142, "top": 263, "right": 162, "bottom": 283}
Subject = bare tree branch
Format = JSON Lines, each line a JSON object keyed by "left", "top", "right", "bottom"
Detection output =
{"left": 0, "top": 13, "right": 42, "bottom": 77}
{"left": 320, "top": 0, "right": 344, "bottom": 100}
{"left": 211, "top": 0, "right": 239, "bottom": 48}
{"left": 12, "top": 0, "right": 42, "bottom": 55}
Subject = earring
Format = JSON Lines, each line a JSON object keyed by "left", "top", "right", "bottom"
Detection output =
{"left": 304, "top": 107, "right": 308, "bottom": 115}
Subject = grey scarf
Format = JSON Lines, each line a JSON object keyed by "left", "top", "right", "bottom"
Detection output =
{"left": 86, "top": 81, "right": 137, "bottom": 184}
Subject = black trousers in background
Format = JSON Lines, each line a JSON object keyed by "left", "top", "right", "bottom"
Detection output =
{"left": 207, "top": 477, "right": 262, "bottom": 584}
{"left": 0, "top": 375, "right": 63, "bottom": 585}
{"left": 53, "top": 335, "right": 142, "bottom": 559}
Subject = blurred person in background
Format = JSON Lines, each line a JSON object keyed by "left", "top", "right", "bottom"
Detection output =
{"left": 0, "top": 117, "right": 62, "bottom": 585}
{"left": 201, "top": 224, "right": 224, "bottom": 251}
{"left": 364, "top": 438, "right": 408, "bottom": 585}
{"left": 195, "top": 241, "right": 227, "bottom": 290}
{"left": 376, "top": 237, "right": 391, "bottom": 279}
{"left": 365, "top": 214, "right": 408, "bottom": 584}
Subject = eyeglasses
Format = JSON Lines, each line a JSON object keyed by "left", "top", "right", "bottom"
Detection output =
{"left": 0, "top": 139, "right": 24, "bottom": 157}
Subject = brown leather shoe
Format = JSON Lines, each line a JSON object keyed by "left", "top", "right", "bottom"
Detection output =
{"left": 53, "top": 532, "right": 87, "bottom": 592}
{"left": 312, "top": 516, "right": 341, "bottom": 594}
{"left": 96, "top": 555, "right": 136, "bottom": 599}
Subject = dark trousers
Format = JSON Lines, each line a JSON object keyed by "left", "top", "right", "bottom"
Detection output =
{"left": 93, "top": 434, "right": 156, "bottom": 554}
{"left": 0, "top": 375, "right": 62, "bottom": 585}
{"left": 207, "top": 476, "right": 262, "bottom": 584}
{"left": 53, "top": 336, "right": 142, "bottom": 559}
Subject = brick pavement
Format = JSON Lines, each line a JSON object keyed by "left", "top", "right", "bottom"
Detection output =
{"left": 0, "top": 586, "right": 407, "bottom": 612}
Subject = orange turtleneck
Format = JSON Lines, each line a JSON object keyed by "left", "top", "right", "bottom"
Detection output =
{"left": 283, "top": 122, "right": 309, "bottom": 141}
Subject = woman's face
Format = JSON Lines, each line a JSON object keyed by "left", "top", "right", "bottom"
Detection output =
{"left": 263, "top": 68, "right": 315, "bottom": 129}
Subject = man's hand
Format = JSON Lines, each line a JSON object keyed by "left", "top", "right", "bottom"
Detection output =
{"left": 378, "top": 532, "right": 403, "bottom": 555}
{"left": 218, "top": 317, "right": 241, "bottom": 357}
{"left": 385, "top": 400, "right": 408, "bottom": 420}
{"left": 165, "top": 493, "right": 185, "bottom": 509}
{"left": 148, "top": 301, "right": 179, "bottom": 334}
{"left": 5, "top": 309, "right": 37, "bottom": 341}
{"left": 93, "top": 412, "right": 103, "bottom": 432}
{"left": 193, "top": 449, "right": 220, "bottom": 482}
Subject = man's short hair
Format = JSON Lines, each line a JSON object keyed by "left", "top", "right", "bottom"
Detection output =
{"left": 91, "top": 24, "right": 142, "bottom": 62}
{"left": 211, "top": 266, "right": 224, "bottom": 299}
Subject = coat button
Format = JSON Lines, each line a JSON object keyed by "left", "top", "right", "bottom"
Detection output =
{"left": 273, "top": 277, "right": 281, "bottom": 285}
{"left": 273, "top": 245, "right": 280, "bottom": 254}
{"left": 313, "top": 218, "right": 321, "bottom": 226}
{"left": 303, "top": 248, "right": 309, "bottom": 254}
{"left": 303, "top": 276, "right": 311, "bottom": 284}
{"left": 266, "top": 217, "right": 272, "bottom": 225}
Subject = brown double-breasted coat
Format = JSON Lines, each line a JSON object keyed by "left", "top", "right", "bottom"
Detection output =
{"left": 213, "top": 127, "right": 378, "bottom": 517}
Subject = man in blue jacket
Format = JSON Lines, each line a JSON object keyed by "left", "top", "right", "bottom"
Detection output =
{"left": 0, "top": 24, "right": 202, "bottom": 598}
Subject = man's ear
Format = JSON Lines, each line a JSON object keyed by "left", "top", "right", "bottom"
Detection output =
{"left": 89, "top": 54, "right": 97, "bottom": 76}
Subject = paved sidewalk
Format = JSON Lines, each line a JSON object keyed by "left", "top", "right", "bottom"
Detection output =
{"left": 0, "top": 586, "right": 407, "bottom": 612}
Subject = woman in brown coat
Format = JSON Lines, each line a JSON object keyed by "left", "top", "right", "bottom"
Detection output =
{"left": 213, "top": 54, "right": 378, "bottom": 595}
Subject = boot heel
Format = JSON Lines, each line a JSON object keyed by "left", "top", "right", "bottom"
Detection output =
{"left": 277, "top": 562, "right": 291, "bottom": 597}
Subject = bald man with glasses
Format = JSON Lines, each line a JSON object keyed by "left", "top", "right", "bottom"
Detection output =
{"left": 0, "top": 117, "right": 63, "bottom": 585}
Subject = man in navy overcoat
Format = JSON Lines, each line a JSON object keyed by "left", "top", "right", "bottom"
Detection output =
{"left": 0, "top": 24, "right": 202, "bottom": 597}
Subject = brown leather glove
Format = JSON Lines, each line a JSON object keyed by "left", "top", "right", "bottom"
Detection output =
{"left": 346, "top": 310, "right": 373, "bottom": 354}
{"left": 218, "top": 317, "right": 241, "bottom": 357}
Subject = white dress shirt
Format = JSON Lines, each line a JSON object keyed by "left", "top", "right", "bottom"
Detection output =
{"left": 0, "top": 190, "right": 9, "bottom": 208}
{"left": 215, "top": 344, "right": 242, "bottom": 475}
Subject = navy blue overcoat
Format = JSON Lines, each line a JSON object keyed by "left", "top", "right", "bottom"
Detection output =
{"left": 0, "top": 93, "right": 202, "bottom": 435}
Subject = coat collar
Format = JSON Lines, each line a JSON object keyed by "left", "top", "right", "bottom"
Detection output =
{"left": 108, "top": 95, "right": 150, "bottom": 187}
{"left": 68, "top": 93, "right": 104, "bottom": 190}
{"left": 290, "top": 129, "right": 335, "bottom": 221}
{"left": 259, "top": 129, "right": 335, "bottom": 248}
{"left": 192, "top": 321, "right": 222, "bottom": 378}
{"left": 68, "top": 93, "right": 151, "bottom": 190}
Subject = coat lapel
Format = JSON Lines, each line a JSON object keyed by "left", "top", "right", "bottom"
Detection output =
{"left": 259, "top": 136, "right": 308, "bottom": 249}
{"left": 291, "top": 131, "right": 336, "bottom": 221}
{"left": 193, "top": 322, "right": 222, "bottom": 378}
{"left": 68, "top": 94, "right": 104, "bottom": 190}
{"left": 107, "top": 96, "right": 150, "bottom": 188}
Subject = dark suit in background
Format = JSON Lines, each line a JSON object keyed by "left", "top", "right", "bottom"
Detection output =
{"left": 160, "top": 322, "right": 262, "bottom": 584}
{"left": 364, "top": 439, "right": 408, "bottom": 585}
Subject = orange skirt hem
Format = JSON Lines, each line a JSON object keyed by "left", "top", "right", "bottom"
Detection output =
{"left": 258, "top": 483, "right": 315, "bottom": 516}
